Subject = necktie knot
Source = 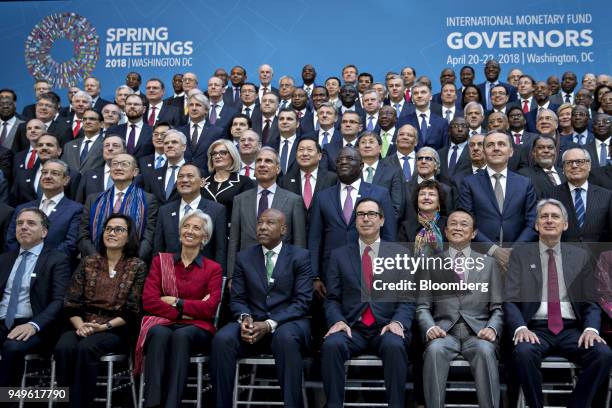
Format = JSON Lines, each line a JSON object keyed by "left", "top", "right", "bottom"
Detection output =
{"left": 305, "top": 172, "right": 311, "bottom": 179}
{"left": 452, "top": 145, "right": 458, "bottom": 151}
{"left": 184, "top": 204, "right": 192, "bottom": 215}
{"left": 346, "top": 185, "right": 353, "bottom": 193}
{"left": 493, "top": 173, "right": 502, "bottom": 180}
{"left": 261, "top": 189, "right": 270, "bottom": 197}
{"left": 546, "top": 248, "right": 555, "bottom": 257}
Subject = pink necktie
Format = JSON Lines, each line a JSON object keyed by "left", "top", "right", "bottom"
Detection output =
{"left": 547, "top": 249, "right": 563, "bottom": 335}
{"left": 342, "top": 185, "right": 353, "bottom": 224}
{"left": 361, "top": 246, "right": 376, "bottom": 326}
{"left": 303, "top": 173, "right": 313, "bottom": 209}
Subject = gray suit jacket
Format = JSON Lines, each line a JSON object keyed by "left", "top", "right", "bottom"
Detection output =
{"left": 1, "top": 117, "right": 24, "bottom": 150}
{"left": 61, "top": 135, "right": 105, "bottom": 174}
{"left": 227, "top": 185, "right": 307, "bottom": 278}
{"left": 416, "top": 249, "right": 503, "bottom": 341}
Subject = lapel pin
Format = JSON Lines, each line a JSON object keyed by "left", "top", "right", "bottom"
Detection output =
{"left": 171, "top": 212, "right": 176, "bottom": 216}
{"left": 31, "top": 273, "right": 37, "bottom": 278}
{"left": 73, "top": 144, "right": 78, "bottom": 148}
{"left": 92, "top": 175, "right": 97, "bottom": 179}
{"left": 157, "top": 176, "right": 162, "bottom": 180}
{"left": 530, "top": 264, "right": 536, "bottom": 269}
{"left": 291, "top": 179, "right": 296, "bottom": 183}
{"left": 26, "top": 178, "right": 31, "bottom": 182}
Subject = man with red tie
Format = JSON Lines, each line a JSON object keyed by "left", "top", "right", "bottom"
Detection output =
{"left": 503, "top": 199, "right": 612, "bottom": 408}
{"left": 320, "top": 197, "right": 415, "bottom": 408}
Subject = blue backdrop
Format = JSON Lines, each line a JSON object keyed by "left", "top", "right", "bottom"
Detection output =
{"left": 1, "top": 0, "right": 610, "bottom": 109}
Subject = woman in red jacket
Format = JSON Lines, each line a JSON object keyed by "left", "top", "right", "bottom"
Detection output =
{"left": 136, "top": 209, "right": 222, "bottom": 408}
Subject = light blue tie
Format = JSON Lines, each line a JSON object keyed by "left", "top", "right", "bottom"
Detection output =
{"left": 367, "top": 116, "right": 374, "bottom": 131}
{"left": 419, "top": 113, "right": 428, "bottom": 141}
{"left": 600, "top": 142, "right": 608, "bottom": 167}
{"left": 155, "top": 156, "right": 164, "bottom": 169}
{"left": 322, "top": 131, "right": 330, "bottom": 145}
{"left": 394, "top": 104, "right": 401, "bottom": 119}
{"left": 574, "top": 188, "right": 585, "bottom": 228}
{"left": 5, "top": 251, "right": 31, "bottom": 328}
{"left": 165, "top": 165, "right": 178, "bottom": 199}
{"left": 280, "top": 139, "right": 289, "bottom": 173}
{"left": 402, "top": 156, "right": 412, "bottom": 181}
{"left": 183, "top": 204, "right": 192, "bottom": 216}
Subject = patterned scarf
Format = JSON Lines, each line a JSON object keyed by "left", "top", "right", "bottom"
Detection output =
{"left": 90, "top": 183, "right": 147, "bottom": 249}
{"left": 134, "top": 253, "right": 177, "bottom": 375}
{"left": 414, "top": 211, "right": 443, "bottom": 257}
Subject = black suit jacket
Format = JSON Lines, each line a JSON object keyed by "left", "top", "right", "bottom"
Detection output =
{"left": 503, "top": 243, "right": 600, "bottom": 334}
{"left": 0, "top": 203, "right": 14, "bottom": 252}
{"left": 21, "top": 103, "right": 36, "bottom": 121}
{"left": 106, "top": 122, "right": 154, "bottom": 159}
{"left": 144, "top": 102, "right": 185, "bottom": 127}
{"left": 518, "top": 165, "right": 565, "bottom": 200}
{"left": 0, "top": 245, "right": 70, "bottom": 336}
{"left": 404, "top": 178, "right": 454, "bottom": 220}
{"left": 78, "top": 188, "right": 158, "bottom": 261}
{"left": 142, "top": 164, "right": 181, "bottom": 205}
{"left": 252, "top": 115, "right": 280, "bottom": 145}
{"left": 153, "top": 197, "right": 227, "bottom": 271}
{"left": 589, "top": 165, "right": 612, "bottom": 191}
{"left": 370, "top": 160, "right": 405, "bottom": 217}
{"left": 75, "top": 166, "right": 106, "bottom": 203}
{"left": 176, "top": 122, "right": 226, "bottom": 172}
{"left": 550, "top": 182, "right": 612, "bottom": 243}
{"left": 92, "top": 97, "right": 112, "bottom": 114}
{"left": 13, "top": 119, "right": 72, "bottom": 152}
{"left": 11, "top": 164, "right": 80, "bottom": 206}
{"left": 0, "top": 146, "right": 13, "bottom": 182}
{"left": 437, "top": 143, "right": 471, "bottom": 184}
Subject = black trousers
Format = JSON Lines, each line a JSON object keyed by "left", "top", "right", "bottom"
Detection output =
{"left": 320, "top": 322, "right": 411, "bottom": 408}
{"left": 0, "top": 318, "right": 45, "bottom": 386}
{"left": 210, "top": 320, "right": 311, "bottom": 408}
{"left": 143, "top": 324, "right": 212, "bottom": 408}
{"left": 53, "top": 328, "right": 126, "bottom": 408}
{"left": 512, "top": 320, "right": 612, "bottom": 408}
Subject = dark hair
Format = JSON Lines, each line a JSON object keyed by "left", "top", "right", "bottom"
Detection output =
{"left": 531, "top": 134, "right": 558, "bottom": 150}
{"left": 446, "top": 208, "right": 476, "bottom": 226}
{"left": 297, "top": 136, "right": 322, "bottom": 153}
{"left": 355, "top": 197, "right": 384, "bottom": 219}
{"left": 16, "top": 207, "right": 50, "bottom": 230}
{"left": 154, "top": 121, "right": 172, "bottom": 130}
{"left": 358, "top": 72, "right": 374, "bottom": 83}
{"left": 325, "top": 76, "right": 342, "bottom": 86}
{"left": 39, "top": 92, "right": 61, "bottom": 108}
{"left": 128, "top": 71, "right": 142, "bottom": 81}
{"left": 278, "top": 107, "right": 298, "bottom": 120}
{"left": 97, "top": 213, "right": 140, "bottom": 258}
{"left": 518, "top": 74, "right": 536, "bottom": 86}
{"left": 146, "top": 77, "right": 165, "bottom": 89}
{"left": 461, "top": 85, "right": 483, "bottom": 108}
{"left": 460, "top": 65, "right": 475, "bottom": 75}
{"left": 231, "top": 113, "right": 253, "bottom": 128}
{"left": 413, "top": 180, "right": 447, "bottom": 216}
{"left": 506, "top": 106, "right": 525, "bottom": 119}
{"left": 593, "top": 84, "right": 612, "bottom": 111}
{"left": 83, "top": 109, "right": 102, "bottom": 122}
{"left": 232, "top": 65, "right": 247, "bottom": 76}
{"left": 357, "top": 130, "right": 382, "bottom": 146}
{"left": 240, "top": 82, "right": 259, "bottom": 92}
{"left": 312, "top": 85, "right": 329, "bottom": 97}
{"left": 0, "top": 88, "right": 17, "bottom": 102}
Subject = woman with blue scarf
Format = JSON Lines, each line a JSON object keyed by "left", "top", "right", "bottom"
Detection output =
{"left": 398, "top": 180, "right": 447, "bottom": 256}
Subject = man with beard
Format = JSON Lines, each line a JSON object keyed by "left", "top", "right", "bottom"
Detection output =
{"left": 107, "top": 94, "right": 153, "bottom": 159}
{"left": 518, "top": 135, "right": 565, "bottom": 199}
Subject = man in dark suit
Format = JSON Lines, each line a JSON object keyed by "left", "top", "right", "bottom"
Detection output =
{"left": 107, "top": 94, "right": 154, "bottom": 159}
{"left": 78, "top": 153, "right": 158, "bottom": 262}
{"left": 223, "top": 65, "right": 247, "bottom": 109}
{"left": 61, "top": 109, "right": 105, "bottom": 174}
{"left": 376, "top": 105, "right": 399, "bottom": 158}
{"left": 337, "top": 84, "right": 365, "bottom": 124}
{"left": 13, "top": 93, "right": 73, "bottom": 152}
{"left": 84, "top": 77, "right": 112, "bottom": 114}
{"left": 559, "top": 105, "right": 596, "bottom": 161}
{"left": 360, "top": 89, "right": 382, "bottom": 133}
{"left": 154, "top": 164, "right": 227, "bottom": 270}
{"left": 163, "top": 73, "right": 184, "bottom": 106}
{"left": 252, "top": 92, "right": 280, "bottom": 145}
{"left": 322, "top": 111, "right": 362, "bottom": 171}
{"left": 257, "top": 64, "right": 279, "bottom": 100}
{"left": 477, "top": 60, "right": 517, "bottom": 111}
{"left": 291, "top": 88, "right": 315, "bottom": 135}
{"left": 438, "top": 116, "right": 471, "bottom": 184}
{"left": 6, "top": 159, "right": 82, "bottom": 259}
{"left": 138, "top": 122, "right": 171, "bottom": 177}
{"left": 314, "top": 102, "right": 341, "bottom": 150}
{"left": 176, "top": 93, "right": 225, "bottom": 171}
{"left": 142, "top": 129, "right": 186, "bottom": 205}
{"left": 0, "top": 144, "right": 13, "bottom": 185}
{"left": 208, "top": 76, "right": 238, "bottom": 132}
{"left": 464, "top": 102, "right": 487, "bottom": 137}
{"left": 269, "top": 108, "right": 302, "bottom": 175}
{"left": 432, "top": 82, "right": 464, "bottom": 123}
{"left": 457, "top": 131, "right": 537, "bottom": 271}
{"left": 12, "top": 134, "right": 80, "bottom": 206}
{"left": 63, "top": 90, "right": 92, "bottom": 139}
{"left": 550, "top": 147, "right": 612, "bottom": 243}
{"left": 238, "top": 82, "right": 260, "bottom": 120}
{"left": 211, "top": 208, "right": 312, "bottom": 408}
{"left": 418, "top": 209, "right": 503, "bottom": 408}
{"left": 525, "top": 81, "right": 560, "bottom": 133}
{"left": 589, "top": 143, "right": 612, "bottom": 190}
{"left": 143, "top": 78, "right": 184, "bottom": 127}
{"left": 308, "top": 147, "right": 397, "bottom": 296}
{"left": 549, "top": 71, "right": 578, "bottom": 106}
{"left": 227, "top": 147, "right": 306, "bottom": 278}
{"left": 590, "top": 113, "right": 611, "bottom": 167}
{"left": 321, "top": 197, "right": 415, "bottom": 407}
{"left": 385, "top": 74, "right": 415, "bottom": 121}
{"left": 20, "top": 79, "right": 51, "bottom": 121}
{"left": 504, "top": 199, "right": 612, "bottom": 408}
{"left": 432, "top": 68, "right": 460, "bottom": 107}
{"left": 400, "top": 82, "right": 449, "bottom": 150}
{"left": 357, "top": 131, "right": 404, "bottom": 216}
{"left": 518, "top": 135, "right": 565, "bottom": 199}
{"left": 75, "top": 135, "right": 126, "bottom": 203}
{"left": 165, "top": 72, "right": 198, "bottom": 117}
{"left": 381, "top": 124, "right": 418, "bottom": 183}
{"left": 0, "top": 208, "right": 70, "bottom": 386}
{"left": 0, "top": 91, "right": 25, "bottom": 151}
{"left": 278, "top": 137, "right": 337, "bottom": 232}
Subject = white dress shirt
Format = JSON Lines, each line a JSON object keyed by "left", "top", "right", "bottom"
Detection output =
{"left": 362, "top": 161, "right": 379, "bottom": 182}
{"left": 256, "top": 183, "right": 277, "bottom": 216}
{"left": 148, "top": 101, "right": 164, "bottom": 124}
{"left": 300, "top": 168, "right": 318, "bottom": 193}
{"left": 595, "top": 137, "right": 611, "bottom": 164}
{"left": 165, "top": 159, "right": 186, "bottom": 190}
{"left": 487, "top": 167, "right": 508, "bottom": 197}
{"left": 39, "top": 192, "right": 64, "bottom": 216}
{"left": 340, "top": 179, "right": 361, "bottom": 213}
{"left": 80, "top": 133, "right": 100, "bottom": 156}
{"left": 127, "top": 119, "right": 144, "bottom": 147}
{"left": 568, "top": 181, "right": 588, "bottom": 210}
{"left": 179, "top": 195, "right": 202, "bottom": 223}
{"left": 396, "top": 151, "right": 415, "bottom": 175}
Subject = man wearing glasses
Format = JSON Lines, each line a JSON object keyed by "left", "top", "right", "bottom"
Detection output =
{"left": 550, "top": 147, "right": 612, "bottom": 243}
{"left": 61, "top": 109, "right": 105, "bottom": 174}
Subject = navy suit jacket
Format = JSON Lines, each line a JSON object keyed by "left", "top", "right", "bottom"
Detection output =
{"left": 92, "top": 97, "right": 112, "bottom": 114}
{"left": 400, "top": 112, "right": 449, "bottom": 150}
{"left": 153, "top": 197, "right": 227, "bottom": 271}
{"left": 6, "top": 196, "right": 82, "bottom": 258}
{"left": 324, "top": 241, "right": 415, "bottom": 330}
{"left": 75, "top": 166, "right": 106, "bottom": 203}
{"left": 503, "top": 243, "right": 600, "bottom": 334}
{"left": 299, "top": 110, "right": 316, "bottom": 134}
{"left": 437, "top": 143, "right": 471, "bottom": 184}
{"left": 308, "top": 182, "right": 397, "bottom": 279}
{"left": 0, "top": 245, "right": 70, "bottom": 335}
{"left": 210, "top": 103, "right": 238, "bottom": 132}
{"left": 176, "top": 122, "right": 226, "bottom": 172}
{"left": 457, "top": 169, "right": 537, "bottom": 249}
{"left": 230, "top": 244, "right": 312, "bottom": 326}
{"left": 144, "top": 102, "right": 185, "bottom": 127}
{"left": 11, "top": 165, "right": 80, "bottom": 206}
{"left": 370, "top": 160, "right": 405, "bottom": 217}
{"left": 525, "top": 103, "right": 560, "bottom": 132}
{"left": 107, "top": 122, "right": 154, "bottom": 159}
{"left": 477, "top": 81, "right": 517, "bottom": 107}
{"left": 142, "top": 164, "right": 180, "bottom": 205}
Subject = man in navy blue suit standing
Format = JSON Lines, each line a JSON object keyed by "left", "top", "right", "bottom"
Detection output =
{"left": 458, "top": 131, "right": 537, "bottom": 271}
{"left": 321, "top": 197, "right": 415, "bottom": 407}
{"left": 400, "top": 82, "right": 449, "bottom": 150}
{"left": 211, "top": 208, "right": 312, "bottom": 408}
{"left": 477, "top": 60, "right": 517, "bottom": 111}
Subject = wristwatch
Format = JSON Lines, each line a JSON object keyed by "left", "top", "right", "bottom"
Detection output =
{"left": 106, "top": 321, "right": 113, "bottom": 330}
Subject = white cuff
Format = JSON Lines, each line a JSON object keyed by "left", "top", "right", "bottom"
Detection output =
{"left": 266, "top": 319, "right": 278, "bottom": 333}
{"left": 513, "top": 325, "right": 527, "bottom": 340}
{"left": 584, "top": 327, "right": 599, "bottom": 336}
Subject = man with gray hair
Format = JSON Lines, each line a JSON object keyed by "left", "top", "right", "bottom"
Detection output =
{"left": 113, "top": 84, "right": 134, "bottom": 124}
{"left": 6, "top": 158, "right": 83, "bottom": 258}
{"left": 142, "top": 129, "right": 187, "bottom": 204}
{"left": 67, "top": 90, "right": 92, "bottom": 138}
{"left": 464, "top": 101, "right": 486, "bottom": 136}
{"left": 550, "top": 146, "right": 612, "bottom": 242}
{"left": 227, "top": 146, "right": 306, "bottom": 278}
{"left": 257, "top": 64, "right": 279, "bottom": 100}
{"left": 278, "top": 75, "right": 295, "bottom": 110}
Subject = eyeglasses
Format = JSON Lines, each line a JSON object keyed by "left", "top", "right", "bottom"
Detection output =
{"left": 563, "top": 159, "right": 590, "bottom": 167}
{"left": 416, "top": 156, "right": 435, "bottom": 162}
{"left": 104, "top": 226, "right": 128, "bottom": 234}
{"left": 210, "top": 150, "right": 229, "bottom": 158}
{"left": 594, "top": 119, "right": 611, "bottom": 125}
{"left": 356, "top": 211, "right": 380, "bottom": 219}
{"left": 110, "top": 161, "right": 132, "bottom": 169}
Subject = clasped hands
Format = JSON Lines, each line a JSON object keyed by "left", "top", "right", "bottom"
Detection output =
{"left": 240, "top": 316, "right": 271, "bottom": 344}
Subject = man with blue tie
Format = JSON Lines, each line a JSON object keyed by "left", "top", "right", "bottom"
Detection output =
{"left": 401, "top": 82, "right": 449, "bottom": 151}
{"left": 141, "top": 129, "right": 186, "bottom": 205}
{"left": 386, "top": 74, "right": 414, "bottom": 121}
{"left": 316, "top": 102, "right": 340, "bottom": 148}
{"left": 477, "top": 60, "right": 517, "bottom": 111}
{"left": 137, "top": 122, "right": 170, "bottom": 177}
{"left": 271, "top": 108, "right": 300, "bottom": 175}
{"left": 504, "top": 199, "right": 612, "bottom": 408}
{"left": 381, "top": 123, "right": 418, "bottom": 182}
{"left": 361, "top": 89, "right": 381, "bottom": 132}
{"left": 457, "top": 131, "right": 537, "bottom": 271}
{"left": 308, "top": 147, "right": 396, "bottom": 298}
{"left": 0, "top": 208, "right": 70, "bottom": 386}
{"left": 321, "top": 198, "right": 415, "bottom": 407}
{"left": 211, "top": 208, "right": 312, "bottom": 408}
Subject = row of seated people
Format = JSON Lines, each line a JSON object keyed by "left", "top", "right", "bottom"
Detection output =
{"left": 1, "top": 195, "right": 611, "bottom": 408}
